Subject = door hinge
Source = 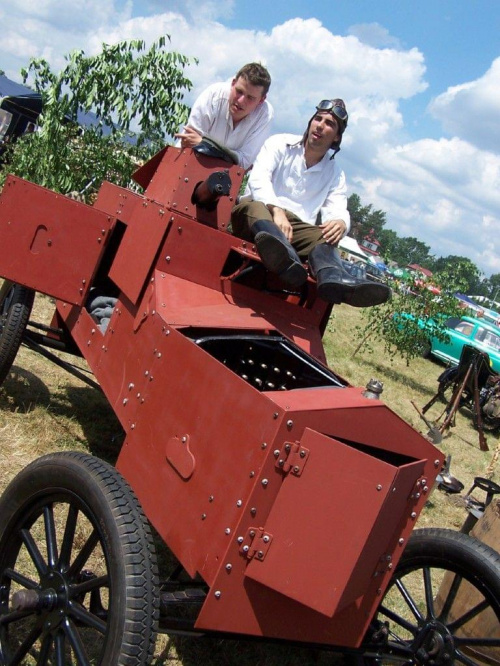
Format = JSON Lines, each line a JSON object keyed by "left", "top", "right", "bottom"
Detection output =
{"left": 239, "top": 526, "right": 273, "bottom": 561}
{"left": 275, "top": 441, "right": 309, "bottom": 476}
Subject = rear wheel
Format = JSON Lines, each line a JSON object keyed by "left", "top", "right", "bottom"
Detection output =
{"left": 367, "top": 528, "right": 500, "bottom": 664}
{"left": 0, "top": 452, "right": 159, "bottom": 665}
{"left": 0, "top": 281, "right": 34, "bottom": 385}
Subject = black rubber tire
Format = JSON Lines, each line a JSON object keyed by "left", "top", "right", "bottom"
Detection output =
{"left": 0, "top": 452, "right": 159, "bottom": 665}
{"left": 0, "top": 281, "right": 34, "bottom": 385}
{"left": 366, "top": 528, "right": 500, "bottom": 665}
{"left": 419, "top": 338, "right": 432, "bottom": 359}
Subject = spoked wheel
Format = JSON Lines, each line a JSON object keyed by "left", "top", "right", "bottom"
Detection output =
{"left": 0, "top": 280, "right": 35, "bottom": 385}
{"left": 0, "top": 452, "right": 159, "bottom": 665}
{"left": 368, "top": 528, "right": 500, "bottom": 665}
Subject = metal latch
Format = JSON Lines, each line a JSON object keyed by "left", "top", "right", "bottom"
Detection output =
{"left": 239, "top": 527, "right": 273, "bottom": 561}
{"left": 275, "top": 441, "right": 309, "bottom": 476}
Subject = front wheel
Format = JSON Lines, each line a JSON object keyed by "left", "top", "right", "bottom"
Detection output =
{"left": 367, "top": 528, "right": 500, "bottom": 664}
{"left": 0, "top": 452, "right": 159, "bottom": 665}
{"left": 0, "top": 280, "right": 34, "bottom": 385}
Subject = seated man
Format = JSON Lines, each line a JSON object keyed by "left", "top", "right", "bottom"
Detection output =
{"left": 230, "top": 99, "right": 391, "bottom": 307}
{"left": 175, "top": 63, "right": 273, "bottom": 170}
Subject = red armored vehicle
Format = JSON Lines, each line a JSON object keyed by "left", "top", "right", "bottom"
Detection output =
{"left": 0, "top": 141, "right": 499, "bottom": 665}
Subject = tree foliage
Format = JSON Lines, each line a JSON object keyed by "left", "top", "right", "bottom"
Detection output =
{"left": 348, "top": 194, "right": 386, "bottom": 242}
{"left": 352, "top": 269, "right": 468, "bottom": 366}
{"left": 0, "top": 36, "right": 195, "bottom": 199}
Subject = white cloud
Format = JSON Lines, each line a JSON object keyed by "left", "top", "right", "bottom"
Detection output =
{"left": 1, "top": 1, "right": 499, "bottom": 276}
{"left": 429, "top": 57, "right": 500, "bottom": 153}
{"left": 348, "top": 22, "right": 402, "bottom": 50}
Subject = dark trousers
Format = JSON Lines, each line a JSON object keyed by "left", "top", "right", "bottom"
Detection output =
{"left": 231, "top": 201, "right": 325, "bottom": 260}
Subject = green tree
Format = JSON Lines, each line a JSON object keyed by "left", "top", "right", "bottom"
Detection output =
{"left": 352, "top": 267, "right": 468, "bottom": 365}
{"left": 347, "top": 193, "right": 386, "bottom": 243}
{"left": 431, "top": 256, "right": 482, "bottom": 294}
{"left": 378, "top": 232, "right": 432, "bottom": 268}
{"left": 1, "top": 36, "right": 195, "bottom": 199}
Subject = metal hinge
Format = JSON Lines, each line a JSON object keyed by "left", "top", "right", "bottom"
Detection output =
{"left": 239, "top": 527, "right": 273, "bottom": 561}
{"left": 275, "top": 441, "right": 309, "bottom": 476}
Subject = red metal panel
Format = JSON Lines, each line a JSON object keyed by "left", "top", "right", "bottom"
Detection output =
{"left": 108, "top": 198, "right": 171, "bottom": 305}
{"left": 135, "top": 146, "right": 245, "bottom": 230}
{"left": 244, "top": 428, "right": 424, "bottom": 616}
{"left": 0, "top": 176, "right": 114, "bottom": 305}
{"left": 93, "top": 180, "right": 143, "bottom": 220}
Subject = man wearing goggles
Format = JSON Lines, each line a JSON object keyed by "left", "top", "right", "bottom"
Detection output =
{"left": 231, "top": 99, "right": 391, "bottom": 307}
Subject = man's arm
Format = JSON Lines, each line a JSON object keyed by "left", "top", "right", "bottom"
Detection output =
{"left": 174, "top": 84, "right": 217, "bottom": 147}
{"left": 319, "top": 168, "right": 351, "bottom": 244}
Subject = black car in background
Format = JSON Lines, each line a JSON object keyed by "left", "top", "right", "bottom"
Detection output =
{"left": 342, "top": 259, "right": 387, "bottom": 284}
{"left": 0, "top": 75, "right": 42, "bottom": 159}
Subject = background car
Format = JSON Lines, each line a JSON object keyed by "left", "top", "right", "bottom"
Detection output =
{"left": 342, "top": 260, "right": 387, "bottom": 284}
{"left": 421, "top": 315, "right": 500, "bottom": 373}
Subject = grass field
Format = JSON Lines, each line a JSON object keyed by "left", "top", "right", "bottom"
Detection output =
{"left": 0, "top": 292, "right": 498, "bottom": 665}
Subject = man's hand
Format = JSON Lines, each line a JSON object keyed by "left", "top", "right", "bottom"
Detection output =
{"left": 268, "top": 206, "right": 293, "bottom": 242}
{"left": 320, "top": 219, "right": 347, "bottom": 245}
{"left": 174, "top": 126, "right": 203, "bottom": 149}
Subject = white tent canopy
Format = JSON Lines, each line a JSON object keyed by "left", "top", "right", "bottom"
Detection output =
{"left": 338, "top": 236, "right": 368, "bottom": 260}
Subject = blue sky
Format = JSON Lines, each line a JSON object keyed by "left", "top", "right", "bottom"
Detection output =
{"left": 2, "top": 0, "right": 500, "bottom": 278}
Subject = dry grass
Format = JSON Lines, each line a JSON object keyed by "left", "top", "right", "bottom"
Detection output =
{"left": 0, "top": 292, "right": 498, "bottom": 665}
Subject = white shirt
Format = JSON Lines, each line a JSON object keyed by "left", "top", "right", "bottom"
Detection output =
{"left": 242, "top": 133, "right": 350, "bottom": 231}
{"left": 184, "top": 80, "right": 274, "bottom": 169}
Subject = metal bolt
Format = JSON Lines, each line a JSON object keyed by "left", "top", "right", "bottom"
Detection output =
{"left": 237, "top": 536, "right": 244, "bottom": 544}
{"left": 434, "top": 459, "right": 440, "bottom": 467}
{"left": 293, "top": 466, "right": 300, "bottom": 474}
{"left": 123, "top": 398, "right": 128, "bottom": 405}
{"left": 209, "top": 495, "right": 214, "bottom": 502}
{"left": 411, "top": 512, "right": 417, "bottom": 519}
{"left": 243, "top": 545, "right": 249, "bottom": 553}
{"left": 236, "top": 500, "right": 242, "bottom": 507}
{"left": 257, "top": 551, "right": 264, "bottom": 559}
{"left": 261, "top": 442, "right": 267, "bottom": 449}
{"left": 263, "top": 535, "right": 270, "bottom": 543}
{"left": 250, "top": 507, "right": 257, "bottom": 516}
{"left": 262, "top": 479, "right": 269, "bottom": 487}
{"left": 399, "top": 538, "right": 405, "bottom": 545}
{"left": 273, "top": 449, "right": 280, "bottom": 458}
{"left": 376, "top": 484, "right": 382, "bottom": 491}
{"left": 300, "top": 450, "right": 306, "bottom": 458}
{"left": 286, "top": 420, "right": 293, "bottom": 428}
{"left": 225, "top": 528, "right": 231, "bottom": 535}
{"left": 214, "top": 590, "right": 221, "bottom": 598}
{"left": 201, "top": 513, "right": 207, "bottom": 520}
{"left": 249, "top": 530, "right": 255, "bottom": 537}
{"left": 225, "top": 564, "right": 232, "bottom": 571}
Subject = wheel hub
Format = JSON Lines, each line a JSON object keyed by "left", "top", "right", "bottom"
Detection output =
{"left": 10, "top": 570, "right": 69, "bottom": 630}
{"left": 415, "top": 621, "right": 455, "bottom": 665}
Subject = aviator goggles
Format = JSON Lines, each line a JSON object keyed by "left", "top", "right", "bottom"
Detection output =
{"left": 316, "top": 99, "right": 348, "bottom": 125}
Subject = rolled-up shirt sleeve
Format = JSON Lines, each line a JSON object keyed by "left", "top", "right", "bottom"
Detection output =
{"left": 246, "top": 135, "right": 285, "bottom": 207}
{"left": 321, "top": 170, "right": 351, "bottom": 235}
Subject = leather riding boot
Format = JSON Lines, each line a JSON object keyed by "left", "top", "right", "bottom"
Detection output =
{"left": 309, "top": 243, "right": 391, "bottom": 307}
{"left": 250, "top": 220, "right": 308, "bottom": 288}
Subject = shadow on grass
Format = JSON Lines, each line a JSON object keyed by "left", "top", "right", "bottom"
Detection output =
{"left": 154, "top": 633, "right": 346, "bottom": 666}
{"left": 0, "top": 366, "right": 51, "bottom": 411}
{"left": 357, "top": 355, "right": 442, "bottom": 396}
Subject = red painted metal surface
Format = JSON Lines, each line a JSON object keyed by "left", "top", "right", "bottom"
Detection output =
{"left": 0, "top": 176, "right": 115, "bottom": 305}
{"left": 0, "top": 143, "right": 445, "bottom": 649}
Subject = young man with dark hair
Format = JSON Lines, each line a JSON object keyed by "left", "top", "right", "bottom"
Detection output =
{"left": 231, "top": 99, "right": 391, "bottom": 307}
{"left": 175, "top": 63, "right": 273, "bottom": 169}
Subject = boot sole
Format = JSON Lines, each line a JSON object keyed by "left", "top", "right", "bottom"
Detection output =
{"left": 254, "top": 232, "right": 308, "bottom": 288}
{"left": 318, "top": 282, "right": 391, "bottom": 307}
